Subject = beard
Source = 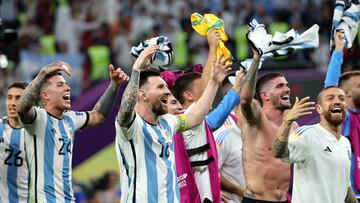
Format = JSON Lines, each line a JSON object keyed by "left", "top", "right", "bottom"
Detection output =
{"left": 153, "top": 101, "right": 167, "bottom": 116}
{"left": 323, "top": 108, "right": 346, "bottom": 127}
{"left": 277, "top": 102, "right": 292, "bottom": 111}
{"left": 272, "top": 96, "right": 292, "bottom": 110}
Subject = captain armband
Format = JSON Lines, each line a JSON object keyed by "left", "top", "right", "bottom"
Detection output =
{"left": 176, "top": 114, "right": 188, "bottom": 132}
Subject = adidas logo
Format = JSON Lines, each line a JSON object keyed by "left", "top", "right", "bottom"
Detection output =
{"left": 324, "top": 146, "right": 332, "bottom": 152}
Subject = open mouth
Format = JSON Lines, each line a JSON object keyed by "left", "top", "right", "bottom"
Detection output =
{"left": 330, "top": 107, "right": 342, "bottom": 114}
{"left": 63, "top": 94, "right": 71, "bottom": 102}
{"left": 161, "top": 98, "right": 168, "bottom": 105}
{"left": 281, "top": 95, "right": 290, "bottom": 101}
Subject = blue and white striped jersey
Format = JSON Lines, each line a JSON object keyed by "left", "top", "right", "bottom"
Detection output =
{"left": 23, "top": 107, "right": 88, "bottom": 203}
{"left": 115, "top": 113, "right": 180, "bottom": 203}
{"left": 0, "top": 117, "right": 28, "bottom": 203}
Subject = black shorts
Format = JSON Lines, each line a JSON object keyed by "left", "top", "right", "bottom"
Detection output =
{"left": 242, "top": 196, "right": 289, "bottom": 203}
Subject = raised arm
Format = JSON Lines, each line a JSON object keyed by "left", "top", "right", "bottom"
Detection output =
{"left": 240, "top": 50, "right": 261, "bottom": 124}
{"left": 200, "top": 29, "right": 221, "bottom": 88}
{"left": 184, "top": 55, "right": 231, "bottom": 130}
{"left": 85, "top": 64, "right": 129, "bottom": 128}
{"left": 206, "top": 69, "right": 245, "bottom": 131}
{"left": 17, "top": 61, "right": 72, "bottom": 124}
{"left": 324, "top": 31, "right": 345, "bottom": 88}
{"left": 272, "top": 97, "right": 314, "bottom": 159}
{"left": 116, "top": 45, "right": 159, "bottom": 128}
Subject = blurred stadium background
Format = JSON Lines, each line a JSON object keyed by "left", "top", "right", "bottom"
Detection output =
{"left": 0, "top": 0, "right": 359, "bottom": 202}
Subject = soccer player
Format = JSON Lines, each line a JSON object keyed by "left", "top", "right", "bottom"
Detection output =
{"left": 115, "top": 45, "right": 231, "bottom": 203}
{"left": 0, "top": 82, "right": 29, "bottom": 203}
{"left": 273, "top": 87, "right": 358, "bottom": 203}
{"left": 324, "top": 31, "right": 360, "bottom": 199}
{"left": 16, "top": 61, "right": 129, "bottom": 203}
{"left": 238, "top": 48, "right": 294, "bottom": 202}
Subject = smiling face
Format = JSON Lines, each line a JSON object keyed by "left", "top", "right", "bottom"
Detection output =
{"left": 167, "top": 94, "right": 182, "bottom": 114}
{"left": 261, "top": 76, "right": 291, "bottom": 110}
{"left": 40, "top": 74, "right": 71, "bottom": 111}
{"left": 6, "top": 87, "right": 24, "bottom": 119}
{"left": 141, "top": 76, "right": 171, "bottom": 116}
{"left": 317, "top": 87, "right": 347, "bottom": 126}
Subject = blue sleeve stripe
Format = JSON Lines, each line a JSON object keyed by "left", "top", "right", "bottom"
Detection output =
{"left": 324, "top": 50, "right": 343, "bottom": 88}
{"left": 206, "top": 89, "right": 240, "bottom": 131}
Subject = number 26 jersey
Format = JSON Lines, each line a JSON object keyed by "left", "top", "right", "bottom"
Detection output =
{"left": 0, "top": 117, "right": 28, "bottom": 203}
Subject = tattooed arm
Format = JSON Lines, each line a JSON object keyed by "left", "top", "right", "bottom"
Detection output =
{"left": 273, "top": 97, "right": 314, "bottom": 159}
{"left": 240, "top": 51, "right": 261, "bottom": 124}
{"left": 17, "top": 61, "right": 72, "bottom": 124}
{"left": 116, "top": 69, "right": 140, "bottom": 128}
{"left": 85, "top": 65, "right": 129, "bottom": 128}
{"left": 344, "top": 187, "right": 358, "bottom": 203}
{"left": 116, "top": 45, "right": 159, "bottom": 128}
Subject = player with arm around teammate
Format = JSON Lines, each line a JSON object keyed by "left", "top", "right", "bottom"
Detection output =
{"left": 115, "top": 45, "right": 231, "bottom": 203}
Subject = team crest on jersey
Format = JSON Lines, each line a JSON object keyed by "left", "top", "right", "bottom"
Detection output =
{"left": 75, "top": 112, "right": 83, "bottom": 116}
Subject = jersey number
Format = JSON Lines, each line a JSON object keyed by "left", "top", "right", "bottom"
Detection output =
{"left": 58, "top": 138, "right": 72, "bottom": 155}
{"left": 4, "top": 149, "right": 23, "bottom": 167}
{"left": 159, "top": 144, "right": 170, "bottom": 158}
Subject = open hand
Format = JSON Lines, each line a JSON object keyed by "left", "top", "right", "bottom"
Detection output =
{"left": 40, "top": 61, "right": 73, "bottom": 77}
{"left": 132, "top": 45, "right": 160, "bottom": 71}
{"left": 211, "top": 54, "right": 232, "bottom": 84}
{"left": 285, "top": 96, "right": 315, "bottom": 123}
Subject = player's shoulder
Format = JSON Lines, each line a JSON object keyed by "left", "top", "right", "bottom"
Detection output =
{"left": 0, "top": 116, "right": 6, "bottom": 123}
{"left": 63, "top": 110, "right": 86, "bottom": 118}
{"left": 290, "top": 124, "right": 315, "bottom": 139}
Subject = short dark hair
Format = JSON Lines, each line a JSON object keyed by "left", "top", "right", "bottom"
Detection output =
{"left": 317, "top": 86, "right": 341, "bottom": 104}
{"left": 8, "top": 82, "right": 29, "bottom": 90}
{"left": 172, "top": 72, "right": 201, "bottom": 104}
{"left": 139, "top": 68, "right": 161, "bottom": 88}
{"left": 339, "top": 70, "right": 360, "bottom": 87}
{"left": 41, "top": 72, "right": 62, "bottom": 89}
{"left": 255, "top": 72, "right": 284, "bottom": 106}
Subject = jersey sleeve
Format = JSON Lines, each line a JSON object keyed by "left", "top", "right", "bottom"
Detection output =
{"left": 324, "top": 50, "right": 343, "bottom": 88}
{"left": 161, "top": 113, "right": 184, "bottom": 133}
{"left": 288, "top": 126, "right": 312, "bottom": 163}
{"left": 115, "top": 113, "right": 143, "bottom": 141}
{"left": 206, "top": 89, "right": 240, "bottom": 131}
{"left": 22, "top": 107, "right": 47, "bottom": 136}
{"left": 66, "top": 111, "right": 89, "bottom": 131}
